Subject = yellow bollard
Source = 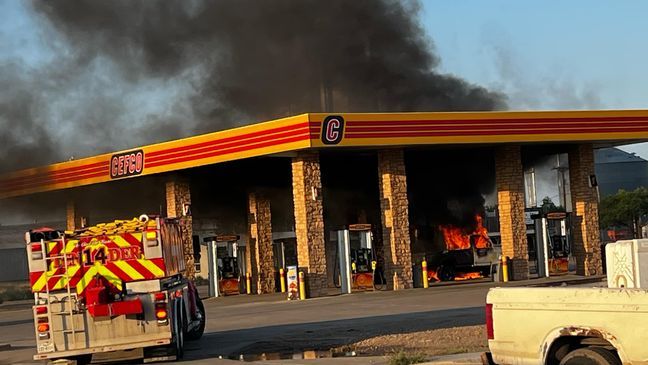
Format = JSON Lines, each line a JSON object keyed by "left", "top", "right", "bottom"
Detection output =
{"left": 502, "top": 257, "right": 509, "bottom": 283}
{"left": 422, "top": 260, "right": 429, "bottom": 289}
{"left": 246, "top": 272, "right": 252, "bottom": 294}
{"left": 279, "top": 268, "right": 286, "bottom": 293}
{"left": 298, "top": 271, "right": 306, "bottom": 300}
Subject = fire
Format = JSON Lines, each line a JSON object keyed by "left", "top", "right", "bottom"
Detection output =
{"left": 454, "top": 272, "right": 483, "bottom": 281}
{"left": 427, "top": 268, "right": 440, "bottom": 282}
{"left": 440, "top": 225, "right": 471, "bottom": 250}
{"left": 440, "top": 215, "right": 491, "bottom": 251}
{"left": 427, "top": 268, "right": 482, "bottom": 283}
{"left": 473, "top": 215, "right": 490, "bottom": 249}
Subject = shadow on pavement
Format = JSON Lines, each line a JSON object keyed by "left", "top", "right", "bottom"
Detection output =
{"left": 183, "top": 306, "right": 484, "bottom": 361}
{"left": 0, "top": 318, "right": 32, "bottom": 327}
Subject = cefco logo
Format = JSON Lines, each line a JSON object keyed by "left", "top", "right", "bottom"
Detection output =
{"left": 321, "top": 115, "right": 345, "bottom": 145}
{"left": 110, "top": 150, "right": 144, "bottom": 179}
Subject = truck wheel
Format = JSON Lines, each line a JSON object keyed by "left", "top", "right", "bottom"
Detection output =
{"left": 438, "top": 264, "right": 455, "bottom": 281}
{"left": 186, "top": 297, "right": 205, "bottom": 341}
{"left": 48, "top": 355, "right": 91, "bottom": 365}
{"left": 74, "top": 355, "right": 92, "bottom": 365}
{"left": 560, "top": 347, "right": 621, "bottom": 365}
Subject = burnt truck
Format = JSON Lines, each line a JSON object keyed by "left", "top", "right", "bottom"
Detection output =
{"left": 26, "top": 215, "right": 205, "bottom": 363}
{"left": 435, "top": 235, "right": 501, "bottom": 281}
{"left": 427, "top": 216, "right": 501, "bottom": 282}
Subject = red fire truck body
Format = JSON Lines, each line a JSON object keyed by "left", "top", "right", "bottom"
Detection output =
{"left": 26, "top": 216, "right": 205, "bottom": 363}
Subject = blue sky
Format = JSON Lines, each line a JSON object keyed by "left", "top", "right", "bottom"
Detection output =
{"left": 420, "top": 0, "right": 648, "bottom": 158}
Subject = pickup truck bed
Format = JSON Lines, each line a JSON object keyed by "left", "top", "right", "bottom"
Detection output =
{"left": 487, "top": 287, "right": 648, "bottom": 365}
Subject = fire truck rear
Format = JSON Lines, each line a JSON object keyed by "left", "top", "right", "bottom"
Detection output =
{"left": 26, "top": 215, "right": 205, "bottom": 363}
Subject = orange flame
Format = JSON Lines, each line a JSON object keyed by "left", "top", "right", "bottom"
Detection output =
{"left": 440, "top": 215, "right": 491, "bottom": 251}
{"left": 473, "top": 215, "right": 490, "bottom": 249}
{"left": 427, "top": 268, "right": 440, "bottom": 282}
{"left": 454, "top": 272, "right": 483, "bottom": 281}
{"left": 440, "top": 225, "right": 471, "bottom": 250}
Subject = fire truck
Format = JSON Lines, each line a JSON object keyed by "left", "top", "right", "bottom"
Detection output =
{"left": 26, "top": 215, "right": 206, "bottom": 363}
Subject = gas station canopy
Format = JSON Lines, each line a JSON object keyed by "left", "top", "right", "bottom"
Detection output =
{"left": 2, "top": 109, "right": 648, "bottom": 199}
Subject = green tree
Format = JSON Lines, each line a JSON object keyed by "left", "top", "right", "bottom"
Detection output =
{"left": 599, "top": 187, "right": 648, "bottom": 238}
{"left": 540, "top": 196, "right": 564, "bottom": 214}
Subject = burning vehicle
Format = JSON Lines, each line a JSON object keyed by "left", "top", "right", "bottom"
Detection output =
{"left": 427, "top": 215, "right": 501, "bottom": 282}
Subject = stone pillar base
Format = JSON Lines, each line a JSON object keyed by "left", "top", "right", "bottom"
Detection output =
{"left": 508, "top": 258, "right": 529, "bottom": 281}
{"left": 292, "top": 151, "right": 328, "bottom": 297}
{"left": 248, "top": 192, "right": 275, "bottom": 294}
{"left": 166, "top": 178, "right": 195, "bottom": 280}
{"left": 495, "top": 145, "right": 529, "bottom": 281}
{"left": 569, "top": 144, "right": 603, "bottom": 276}
{"left": 378, "top": 149, "right": 413, "bottom": 290}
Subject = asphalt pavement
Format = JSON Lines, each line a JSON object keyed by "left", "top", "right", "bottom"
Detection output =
{"left": 0, "top": 275, "right": 604, "bottom": 364}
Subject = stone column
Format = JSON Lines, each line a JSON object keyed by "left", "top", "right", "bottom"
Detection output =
{"left": 66, "top": 201, "right": 87, "bottom": 231}
{"left": 247, "top": 192, "right": 276, "bottom": 294}
{"left": 66, "top": 201, "right": 78, "bottom": 231}
{"left": 291, "top": 151, "right": 328, "bottom": 297}
{"left": 166, "top": 178, "right": 195, "bottom": 280}
{"left": 244, "top": 222, "right": 258, "bottom": 294}
{"left": 495, "top": 145, "right": 529, "bottom": 280}
{"left": 568, "top": 144, "right": 603, "bottom": 276}
{"left": 377, "top": 149, "right": 413, "bottom": 290}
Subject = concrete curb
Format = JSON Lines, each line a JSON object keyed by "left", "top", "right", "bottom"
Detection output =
{"left": 419, "top": 352, "right": 483, "bottom": 365}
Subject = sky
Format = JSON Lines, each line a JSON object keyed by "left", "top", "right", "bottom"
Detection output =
{"left": 420, "top": 0, "right": 648, "bottom": 158}
{"left": 0, "top": 1, "right": 646, "bottom": 225}
{"left": 0, "top": 0, "right": 647, "bottom": 159}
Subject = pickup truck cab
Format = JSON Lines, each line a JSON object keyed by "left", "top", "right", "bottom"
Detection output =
{"left": 486, "top": 287, "right": 648, "bottom": 365}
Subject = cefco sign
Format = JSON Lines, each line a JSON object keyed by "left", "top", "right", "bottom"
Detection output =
{"left": 110, "top": 150, "right": 144, "bottom": 179}
{"left": 321, "top": 115, "right": 345, "bottom": 145}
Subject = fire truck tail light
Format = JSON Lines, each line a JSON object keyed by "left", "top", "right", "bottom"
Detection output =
{"left": 36, "top": 306, "right": 47, "bottom": 315}
{"left": 486, "top": 303, "right": 494, "bottom": 340}
{"left": 31, "top": 243, "right": 43, "bottom": 260}
{"left": 155, "top": 303, "right": 168, "bottom": 322}
{"left": 37, "top": 323, "right": 50, "bottom": 333}
{"left": 154, "top": 292, "right": 166, "bottom": 302}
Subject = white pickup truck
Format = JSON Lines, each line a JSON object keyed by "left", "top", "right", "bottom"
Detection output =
{"left": 486, "top": 287, "right": 648, "bottom": 365}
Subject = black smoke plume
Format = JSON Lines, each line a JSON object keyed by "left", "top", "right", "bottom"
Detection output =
{"left": 2, "top": 0, "right": 504, "bottom": 173}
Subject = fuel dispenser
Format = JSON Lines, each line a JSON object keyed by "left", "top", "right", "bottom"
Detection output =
{"left": 543, "top": 212, "right": 571, "bottom": 275}
{"left": 204, "top": 235, "right": 241, "bottom": 297}
{"left": 337, "top": 224, "right": 377, "bottom": 293}
{"left": 527, "top": 211, "right": 571, "bottom": 277}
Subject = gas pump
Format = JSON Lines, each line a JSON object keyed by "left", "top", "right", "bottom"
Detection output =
{"left": 528, "top": 211, "right": 571, "bottom": 277}
{"left": 525, "top": 208, "right": 543, "bottom": 277}
{"left": 204, "top": 235, "right": 241, "bottom": 297}
{"left": 544, "top": 212, "right": 571, "bottom": 275}
{"left": 337, "top": 224, "right": 377, "bottom": 293}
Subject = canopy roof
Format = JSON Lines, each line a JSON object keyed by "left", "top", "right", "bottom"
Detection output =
{"left": 2, "top": 109, "right": 648, "bottom": 199}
